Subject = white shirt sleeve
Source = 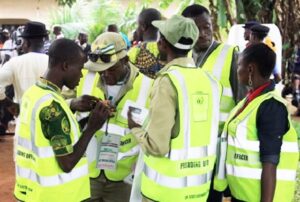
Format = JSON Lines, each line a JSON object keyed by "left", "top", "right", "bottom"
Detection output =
{"left": 3, "top": 40, "right": 14, "bottom": 57}
{"left": 0, "top": 60, "right": 14, "bottom": 100}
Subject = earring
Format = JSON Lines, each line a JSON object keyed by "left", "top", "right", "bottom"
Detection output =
{"left": 248, "top": 74, "right": 253, "bottom": 88}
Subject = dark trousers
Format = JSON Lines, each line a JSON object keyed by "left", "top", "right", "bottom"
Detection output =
{"left": 207, "top": 166, "right": 231, "bottom": 202}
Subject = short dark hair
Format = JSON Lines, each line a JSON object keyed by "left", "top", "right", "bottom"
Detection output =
{"left": 160, "top": 33, "right": 191, "bottom": 56}
{"left": 107, "top": 24, "right": 118, "bottom": 32}
{"left": 48, "top": 38, "right": 84, "bottom": 67}
{"left": 24, "top": 38, "right": 44, "bottom": 50}
{"left": 252, "top": 32, "right": 268, "bottom": 41}
{"left": 182, "top": 4, "right": 210, "bottom": 18}
{"left": 139, "top": 8, "right": 161, "bottom": 30}
{"left": 242, "top": 43, "right": 276, "bottom": 79}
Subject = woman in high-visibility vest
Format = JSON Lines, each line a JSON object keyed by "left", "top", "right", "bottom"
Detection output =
{"left": 216, "top": 43, "right": 299, "bottom": 202}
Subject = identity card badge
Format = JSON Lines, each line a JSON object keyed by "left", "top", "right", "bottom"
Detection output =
{"left": 121, "top": 100, "right": 149, "bottom": 125}
{"left": 97, "top": 134, "right": 121, "bottom": 171}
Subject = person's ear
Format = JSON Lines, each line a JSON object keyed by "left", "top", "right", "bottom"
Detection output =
{"left": 159, "top": 38, "right": 168, "bottom": 51}
{"left": 248, "top": 63, "right": 254, "bottom": 74}
{"left": 62, "top": 61, "right": 69, "bottom": 72}
{"left": 122, "top": 56, "right": 129, "bottom": 64}
{"left": 141, "top": 24, "right": 147, "bottom": 32}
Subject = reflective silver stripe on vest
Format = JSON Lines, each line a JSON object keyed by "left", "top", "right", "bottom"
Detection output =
{"left": 82, "top": 71, "right": 97, "bottom": 95}
{"left": 228, "top": 118, "right": 299, "bottom": 153}
{"left": 223, "top": 87, "right": 233, "bottom": 97}
{"left": 167, "top": 70, "right": 190, "bottom": 152}
{"left": 212, "top": 45, "right": 231, "bottom": 80}
{"left": 16, "top": 164, "right": 88, "bottom": 187}
{"left": 118, "top": 145, "right": 140, "bottom": 161}
{"left": 216, "top": 135, "right": 227, "bottom": 179}
{"left": 144, "top": 164, "right": 212, "bottom": 188}
{"left": 205, "top": 72, "right": 222, "bottom": 155}
{"left": 220, "top": 112, "right": 229, "bottom": 122}
{"left": 166, "top": 70, "right": 220, "bottom": 161}
{"left": 86, "top": 135, "right": 98, "bottom": 164}
{"left": 226, "top": 164, "right": 296, "bottom": 181}
{"left": 17, "top": 135, "right": 54, "bottom": 158}
{"left": 77, "top": 71, "right": 98, "bottom": 120}
{"left": 136, "top": 76, "right": 152, "bottom": 106}
{"left": 100, "top": 123, "right": 129, "bottom": 136}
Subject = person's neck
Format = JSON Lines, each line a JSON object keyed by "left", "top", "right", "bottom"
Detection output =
{"left": 44, "top": 69, "right": 63, "bottom": 90}
{"left": 194, "top": 41, "right": 214, "bottom": 53}
{"left": 251, "top": 78, "right": 270, "bottom": 90}
{"left": 166, "top": 53, "right": 186, "bottom": 63}
{"left": 28, "top": 47, "right": 43, "bottom": 53}
{"left": 143, "top": 32, "right": 157, "bottom": 42}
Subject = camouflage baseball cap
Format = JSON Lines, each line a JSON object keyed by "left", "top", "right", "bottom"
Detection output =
{"left": 152, "top": 15, "right": 199, "bottom": 50}
{"left": 85, "top": 32, "right": 127, "bottom": 72}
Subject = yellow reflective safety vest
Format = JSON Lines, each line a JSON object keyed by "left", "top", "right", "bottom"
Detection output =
{"left": 141, "top": 66, "right": 222, "bottom": 202}
{"left": 14, "top": 84, "right": 90, "bottom": 202}
{"left": 189, "top": 43, "right": 237, "bottom": 191}
{"left": 77, "top": 67, "right": 153, "bottom": 181}
{"left": 216, "top": 90, "right": 299, "bottom": 202}
{"left": 201, "top": 44, "right": 236, "bottom": 131}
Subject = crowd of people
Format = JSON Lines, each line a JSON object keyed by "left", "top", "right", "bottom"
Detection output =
{"left": 0, "top": 3, "right": 299, "bottom": 202}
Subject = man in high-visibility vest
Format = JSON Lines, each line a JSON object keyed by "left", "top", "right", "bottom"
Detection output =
{"left": 75, "top": 32, "right": 153, "bottom": 202}
{"left": 128, "top": 15, "right": 222, "bottom": 202}
{"left": 182, "top": 5, "right": 248, "bottom": 201}
{"left": 14, "top": 38, "right": 110, "bottom": 202}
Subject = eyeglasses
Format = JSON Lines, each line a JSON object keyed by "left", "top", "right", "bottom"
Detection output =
{"left": 87, "top": 43, "right": 126, "bottom": 63}
{"left": 88, "top": 53, "right": 114, "bottom": 63}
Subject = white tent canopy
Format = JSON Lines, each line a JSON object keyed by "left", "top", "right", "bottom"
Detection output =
{"left": 227, "top": 24, "right": 282, "bottom": 75}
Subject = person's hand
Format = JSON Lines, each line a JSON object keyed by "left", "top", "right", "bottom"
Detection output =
{"left": 70, "top": 95, "right": 100, "bottom": 112}
{"left": 86, "top": 101, "right": 110, "bottom": 133}
{"left": 102, "top": 100, "right": 116, "bottom": 117}
{"left": 127, "top": 108, "right": 141, "bottom": 129}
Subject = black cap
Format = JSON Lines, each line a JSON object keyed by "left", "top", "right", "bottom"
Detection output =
{"left": 243, "top": 21, "right": 259, "bottom": 29}
{"left": 250, "top": 24, "right": 270, "bottom": 34}
{"left": 19, "top": 21, "right": 48, "bottom": 38}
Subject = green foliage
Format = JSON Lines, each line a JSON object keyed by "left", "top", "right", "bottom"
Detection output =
{"left": 119, "top": 0, "right": 143, "bottom": 36}
{"left": 49, "top": 2, "right": 87, "bottom": 40}
{"left": 56, "top": 0, "right": 76, "bottom": 7}
{"left": 49, "top": 0, "right": 121, "bottom": 42}
{"left": 87, "top": 0, "right": 121, "bottom": 42}
{"left": 159, "top": 0, "right": 174, "bottom": 9}
{"left": 235, "top": 0, "right": 246, "bottom": 22}
{"left": 217, "top": 0, "right": 227, "bottom": 27}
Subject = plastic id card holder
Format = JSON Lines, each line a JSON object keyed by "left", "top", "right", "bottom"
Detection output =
{"left": 121, "top": 100, "right": 149, "bottom": 125}
{"left": 192, "top": 93, "right": 209, "bottom": 122}
{"left": 97, "top": 134, "right": 121, "bottom": 171}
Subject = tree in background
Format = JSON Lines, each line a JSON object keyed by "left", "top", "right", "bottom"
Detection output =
{"left": 52, "top": 0, "right": 300, "bottom": 70}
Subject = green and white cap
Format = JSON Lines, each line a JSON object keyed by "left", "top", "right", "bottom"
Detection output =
{"left": 85, "top": 32, "right": 127, "bottom": 72}
{"left": 152, "top": 15, "right": 199, "bottom": 50}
